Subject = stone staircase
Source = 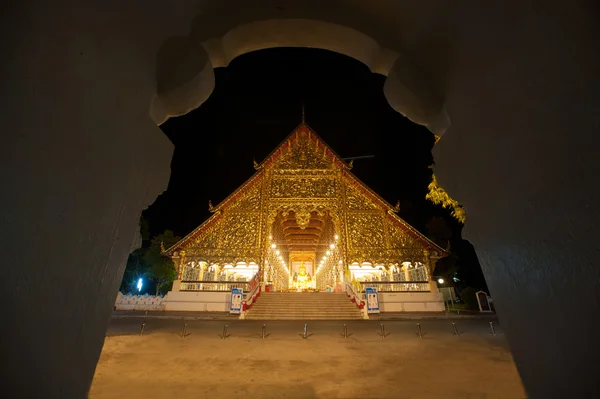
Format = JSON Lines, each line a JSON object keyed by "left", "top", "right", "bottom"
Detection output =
{"left": 244, "top": 292, "right": 364, "bottom": 320}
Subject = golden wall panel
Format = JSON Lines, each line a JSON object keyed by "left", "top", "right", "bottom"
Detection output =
{"left": 345, "top": 183, "right": 378, "bottom": 210}
{"left": 269, "top": 177, "right": 336, "bottom": 198}
{"left": 387, "top": 220, "right": 417, "bottom": 248}
{"left": 185, "top": 213, "right": 260, "bottom": 251}
{"left": 347, "top": 212, "right": 385, "bottom": 248}
{"left": 226, "top": 184, "right": 262, "bottom": 211}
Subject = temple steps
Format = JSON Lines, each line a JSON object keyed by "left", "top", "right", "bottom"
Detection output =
{"left": 244, "top": 292, "right": 363, "bottom": 320}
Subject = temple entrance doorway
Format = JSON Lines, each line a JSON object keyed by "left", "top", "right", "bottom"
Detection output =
{"left": 265, "top": 209, "right": 343, "bottom": 292}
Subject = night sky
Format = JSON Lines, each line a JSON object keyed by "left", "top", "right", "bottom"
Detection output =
{"left": 145, "top": 48, "right": 446, "bottom": 240}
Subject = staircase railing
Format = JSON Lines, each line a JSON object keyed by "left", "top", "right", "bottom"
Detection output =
{"left": 344, "top": 281, "right": 369, "bottom": 319}
{"left": 240, "top": 273, "right": 261, "bottom": 319}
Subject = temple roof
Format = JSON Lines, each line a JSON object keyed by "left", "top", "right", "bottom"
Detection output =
{"left": 164, "top": 121, "right": 447, "bottom": 258}
{"left": 255, "top": 121, "right": 352, "bottom": 171}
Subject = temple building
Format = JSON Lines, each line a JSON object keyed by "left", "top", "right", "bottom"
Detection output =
{"left": 163, "top": 120, "right": 447, "bottom": 314}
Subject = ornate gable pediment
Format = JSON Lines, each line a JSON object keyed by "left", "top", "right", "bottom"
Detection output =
{"left": 165, "top": 121, "right": 447, "bottom": 272}
{"left": 271, "top": 129, "right": 334, "bottom": 170}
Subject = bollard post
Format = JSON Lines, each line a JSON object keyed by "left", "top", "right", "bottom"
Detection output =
{"left": 139, "top": 323, "right": 146, "bottom": 336}
{"left": 303, "top": 323, "right": 308, "bottom": 339}
{"left": 452, "top": 322, "right": 458, "bottom": 336}
{"left": 181, "top": 323, "right": 187, "bottom": 339}
{"left": 221, "top": 324, "right": 228, "bottom": 339}
{"left": 379, "top": 323, "right": 386, "bottom": 338}
{"left": 341, "top": 324, "right": 351, "bottom": 338}
{"left": 416, "top": 323, "right": 422, "bottom": 337}
{"left": 489, "top": 321, "right": 496, "bottom": 336}
{"left": 261, "top": 324, "right": 266, "bottom": 339}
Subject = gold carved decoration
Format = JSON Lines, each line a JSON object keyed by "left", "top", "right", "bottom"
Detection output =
{"left": 226, "top": 184, "right": 262, "bottom": 212}
{"left": 272, "top": 130, "right": 333, "bottom": 170}
{"left": 279, "top": 204, "right": 328, "bottom": 230}
{"left": 166, "top": 123, "right": 446, "bottom": 275}
{"left": 345, "top": 183, "right": 378, "bottom": 210}
{"left": 182, "top": 212, "right": 262, "bottom": 264}
{"left": 270, "top": 177, "right": 336, "bottom": 198}
{"left": 294, "top": 209, "right": 311, "bottom": 229}
{"left": 347, "top": 213, "right": 385, "bottom": 248}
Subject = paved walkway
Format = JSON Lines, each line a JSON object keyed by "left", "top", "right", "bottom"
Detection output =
{"left": 111, "top": 310, "right": 498, "bottom": 321}
{"left": 93, "top": 319, "right": 524, "bottom": 399}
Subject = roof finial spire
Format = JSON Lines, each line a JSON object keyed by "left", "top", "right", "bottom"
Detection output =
{"left": 301, "top": 102, "right": 305, "bottom": 124}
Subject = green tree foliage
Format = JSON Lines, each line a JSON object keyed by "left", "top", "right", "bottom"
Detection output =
{"left": 143, "top": 230, "right": 181, "bottom": 295}
{"left": 425, "top": 174, "right": 466, "bottom": 223}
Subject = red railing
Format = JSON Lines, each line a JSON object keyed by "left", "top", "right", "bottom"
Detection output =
{"left": 345, "top": 282, "right": 365, "bottom": 310}
{"left": 242, "top": 273, "right": 261, "bottom": 313}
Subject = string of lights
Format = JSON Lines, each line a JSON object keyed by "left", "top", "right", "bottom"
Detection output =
{"left": 265, "top": 235, "right": 290, "bottom": 290}
{"left": 315, "top": 231, "right": 341, "bottom": 289}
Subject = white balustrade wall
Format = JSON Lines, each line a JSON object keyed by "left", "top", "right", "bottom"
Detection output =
{"left": 114, "top": 292, "right": 167, "bottom": 311}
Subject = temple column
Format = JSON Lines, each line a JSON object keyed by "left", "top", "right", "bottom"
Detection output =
{"left": 171, "top": 251, "right": 186, "bottom": 292}
{"left": 423, "top": 250, "right": 432, "bottom": 280}
{"left": 177, "top": 251, "right": 186, "bottom": 280}
{"left": 214, "top": 264, "right": 222, "bottom": 290}
{"left": 404, "top": 265, "right": 411, "bottom": 282}
{"left": 198, "top": 263, "right": 206, "bottom": 291}
{"left": 424, "top": 250, "right": 438, "bottom": 292}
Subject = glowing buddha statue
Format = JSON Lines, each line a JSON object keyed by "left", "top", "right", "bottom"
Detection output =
{"left": 294, "top": 261, "right": 311, "bottom": 290}
{"left": 298, "top": 262, "right": 308, "bottom": 278}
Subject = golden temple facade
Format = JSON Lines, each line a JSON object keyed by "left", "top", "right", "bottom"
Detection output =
{"left": 164, "top": 122, "right": 447, "bottom": 292}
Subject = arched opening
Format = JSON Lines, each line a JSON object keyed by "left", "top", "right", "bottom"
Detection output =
{"left": 5, "top": 2, "right": 599, "bottom": 398}
{"left": 269, "top": 209, "right": 339, "bottom": 291}
{"left": 152, "top": 18, "right": 449, "bottom": 136}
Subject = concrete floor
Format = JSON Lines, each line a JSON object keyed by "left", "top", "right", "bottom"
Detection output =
{"left": 90, "top": 319, "right": 526, "bottom": 399}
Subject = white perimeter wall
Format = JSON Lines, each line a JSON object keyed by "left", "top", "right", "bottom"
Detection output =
{"left": 164, "top": 291, "right": 232, "bottom": 312}
{"left": 377, "top": 292, "right": 445, "bottom": 312}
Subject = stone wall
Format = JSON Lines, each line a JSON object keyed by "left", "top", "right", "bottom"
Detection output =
{"left": 164, "top": 291, "right": 232, "bottom": 312}
{"left": 114, "top": 293, "right": 166, "bottom": 311}
{"left": 378, "top": 292, "right": 445, "bottom": 313}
